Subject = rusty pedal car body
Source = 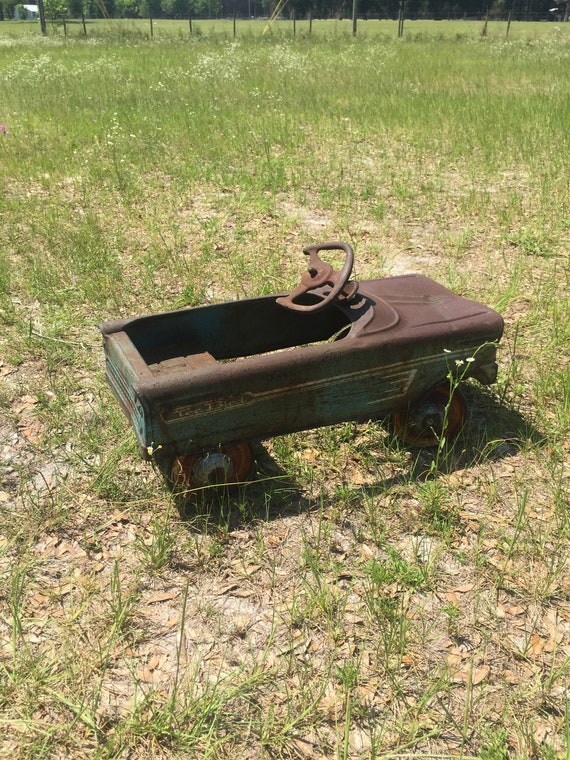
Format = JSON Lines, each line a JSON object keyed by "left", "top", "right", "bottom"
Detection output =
{"left": 100, "top": 242, "right": 503, "bottom": 489}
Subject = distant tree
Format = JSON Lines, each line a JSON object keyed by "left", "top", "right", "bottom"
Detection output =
{"left": 161, "top": 0, "right": 189, "bottom": 15}
{"left": 115, "top": 0, "right": 139, "bottom": 13}
{"left": 140, "top": 0, "right": 161, "bottom": 14}
{"left": 192, "top": 0, "right": 221, "bottom": 16}
{"left": 45, "top": 0, "right": 68, "bottom": 16}
{"left": 114, "top": 0, "right": 562, "bottom": 20}
{"left": 92, "top": 0, "right": 116, "bottom": 16}
{"left": 67, "top": 0, "right": 86, "bottom": 15}
{"left": 549, "top": 0, "right": 568, "bottom": 19}
{"left": 1, "top": 0, "right": 18, "bottom": 18}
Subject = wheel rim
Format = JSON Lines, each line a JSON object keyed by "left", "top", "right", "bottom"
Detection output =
{"left": 170, "top": 442, "right": 253, "bottom": 490}
{"left": 392, "top": 385, "right": 466, "bottom": 447}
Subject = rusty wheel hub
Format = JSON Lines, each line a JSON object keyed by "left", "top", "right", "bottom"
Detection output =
{"left": 170, "top": 442, "right": 253, "bottom": 490}
{"left": 392, "top": 385, "right": 467, "bottom": 447}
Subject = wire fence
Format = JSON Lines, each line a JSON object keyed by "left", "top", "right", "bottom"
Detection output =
{"left": 21, "top": 10, "right": 570, "bottom": 40}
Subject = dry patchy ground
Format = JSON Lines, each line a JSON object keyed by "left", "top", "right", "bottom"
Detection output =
{"left": 1, "top": 223, "right": 569, "bottom": 758}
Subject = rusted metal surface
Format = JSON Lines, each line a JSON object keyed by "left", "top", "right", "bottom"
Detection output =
{"left": 100, "top": 242, "right": 504, "bottom": 471}
{"left": 391, "top": 384, "right": 467, "bottom": 447}
{"left": 170, "top": 442, "right": 253, "bottom": 489}
{"left": 275, "top": 241, "right": 357, "bottom": 312}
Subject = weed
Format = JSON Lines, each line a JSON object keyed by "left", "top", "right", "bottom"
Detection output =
{"left": 135, "top": 507, "right": 177, "bottom": 572}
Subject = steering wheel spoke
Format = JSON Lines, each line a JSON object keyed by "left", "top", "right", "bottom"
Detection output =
{"left": 276, "top": 241, "right": 355, "bottom": 313}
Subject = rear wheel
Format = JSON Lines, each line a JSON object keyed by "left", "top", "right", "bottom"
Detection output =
{"left": 170, "top": 442, "right": 253, "bottom": 490}
{"left": 391, "top": 384, "right": 467, "bottom": 447}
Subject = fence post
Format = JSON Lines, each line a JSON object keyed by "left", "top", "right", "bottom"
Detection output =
{"left": 398, "top": 8, "right": 404, "bottom": 37}
{"left": 37, "top": 0, "right": 47, "bottom": 34}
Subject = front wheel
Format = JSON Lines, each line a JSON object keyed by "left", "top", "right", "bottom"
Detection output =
{"left": 391, "top": 384, "right": 467, "bottom": 447}
{"left": 169, "top": 442, "right": 253, "bottom": 490}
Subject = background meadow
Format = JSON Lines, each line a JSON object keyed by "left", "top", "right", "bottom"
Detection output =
{"left": 0, "top": 21, "right": 569, "bottom": 759}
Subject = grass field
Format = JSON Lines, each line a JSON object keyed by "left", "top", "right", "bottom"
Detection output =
{"left": 0, "top": 21, "right": 569, "bottom": 759}
{"left": 4, "top": 16, "right": 570, "bottom": 40}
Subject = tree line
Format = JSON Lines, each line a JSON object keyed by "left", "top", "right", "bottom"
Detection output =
{"left": 1, "top": 0, "right": 567, "bottom": 24}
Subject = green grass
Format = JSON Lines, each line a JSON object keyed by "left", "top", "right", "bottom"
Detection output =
{"left": 0, "top": 21, "right": 569, "bottom": 759}
{"left": 3, "top": 16, "right": 570, "bottom": 41}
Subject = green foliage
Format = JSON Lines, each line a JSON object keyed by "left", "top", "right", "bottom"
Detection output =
{"left": 366, "top": 548, "right": 432, "bottom": 592}
{"left": 160, "top": 0, "right": 189, "bottom": 16}
{"left": 45, "top": 0, "right": 68, "bottom": 16}
{"left": 139, "top": 0, "right": 160, "bottom": 16}
{"left": 115, "top": 0, "right": 140, "bottom": 16}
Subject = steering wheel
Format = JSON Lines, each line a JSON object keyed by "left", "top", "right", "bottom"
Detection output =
{"left": 276, "top": 242, "right": 355, "bottom": 313}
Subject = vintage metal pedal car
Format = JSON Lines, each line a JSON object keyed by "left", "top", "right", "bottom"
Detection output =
{"left": 100, "top": 242, "right": 503, "bottom": 489}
